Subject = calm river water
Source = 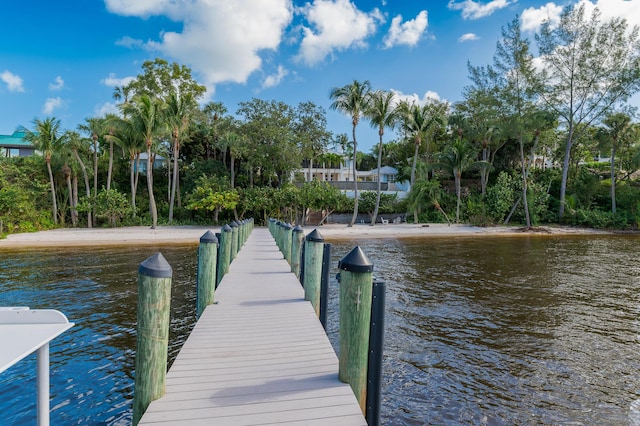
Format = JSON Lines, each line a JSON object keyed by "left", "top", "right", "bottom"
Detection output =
{"left": 1, "top": 234, "right": 640, "bottom": 425}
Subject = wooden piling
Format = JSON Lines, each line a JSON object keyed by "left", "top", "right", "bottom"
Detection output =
{"left": 217, "top": 224, "right": 232, "bottom": 284}
{"left": 230, "top": 221, "right": 239, "bottom": 260}
{"left": 338, "top": 246, "right": 374, "bottom": 415}
{"left": 282, "top": 223, "right": 293, "bottom": 265}
{"left": 196, "top": 230, "right": 218, "bottom": 319}
{"left": 291, "top": 225, "right": 304, "bottom": 278}
{"left": 133, "top": 253, "right": 172, "bottom": 425}
{"left": 303, "top": 229, "right": 324, "bottom": 316}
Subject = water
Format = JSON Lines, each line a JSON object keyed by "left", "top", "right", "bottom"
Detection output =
{"left": 0, "top": 245, "right": 199, "bottom": 425}
{"left": 1, "top": 235, "right": 640, "bottom": 425}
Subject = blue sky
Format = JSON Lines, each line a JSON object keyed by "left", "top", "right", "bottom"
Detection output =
{"left": 1, "top": 0, "right": 639, "bottom": 153}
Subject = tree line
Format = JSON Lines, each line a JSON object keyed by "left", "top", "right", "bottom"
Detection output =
{"left": 1, "top": 3, "right": 640, "bottom": 235}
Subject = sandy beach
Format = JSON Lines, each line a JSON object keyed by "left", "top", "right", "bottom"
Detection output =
{"left": 0, "top": 223, "right": 614, "bottom": 249}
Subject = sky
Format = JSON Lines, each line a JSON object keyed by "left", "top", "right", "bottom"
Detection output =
{"left": 1, "top": 0, "right": 639, "bottom": 153}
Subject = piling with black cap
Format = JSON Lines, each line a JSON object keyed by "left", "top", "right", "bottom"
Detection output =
{"left": 230, "top": 221, "right": 239, "bottom": 260}
{"left": 196, "top": 230, "right": 218, "bottom": 318}
{"left": 217, "top": 224, "right": 233, "bottom": 284}
{"left": 338, "top": 246, "right": 374, "bottom": 415}
{"left": 291, "top": 225, "right": 305, "bottom": 278}
{"left": 133, "top": 253, "right": 173, "bottom": 425}
{"left": 282, "top": 223, "right": 293, "bottom": 265}
{"left": 303, "top": 229, "right": 324, "bottom": 316}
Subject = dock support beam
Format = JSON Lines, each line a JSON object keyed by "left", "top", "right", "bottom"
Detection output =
{"left": 133, "top": 253, "right": 172, "bottom": 425}
{"left": 338, "top": 246, "right": 374, "bottom": 415}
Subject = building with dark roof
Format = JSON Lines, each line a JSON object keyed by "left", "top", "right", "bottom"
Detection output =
{"left": 0, "top": 129, "right": 35, "bottom": 157}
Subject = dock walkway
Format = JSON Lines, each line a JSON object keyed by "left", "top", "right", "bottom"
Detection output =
{"left": 139, "top": 228, "right": 366, "bottom": 425}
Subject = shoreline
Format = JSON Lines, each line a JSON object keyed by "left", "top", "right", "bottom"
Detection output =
{"left": 0, "top": 223, "right": 619, "bottom": 249}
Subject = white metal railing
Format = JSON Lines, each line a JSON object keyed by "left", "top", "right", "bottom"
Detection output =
{"left": 0, "top": 307, "right": 74, "bottom": 426}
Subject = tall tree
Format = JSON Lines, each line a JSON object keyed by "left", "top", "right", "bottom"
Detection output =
{"left": 397, "top": 100, "right": 447, "bottom": 223}
{"left": 598, "top": 111, "right": 634, "bottom": 213}
{"left": 78, "top": 117, "right": 103, "bottom": 225}
{"left": 105, "top": 115, "right": 145, "bottom": 215}
{"left": 166, "top": 92, "right": 197, "bottom": 223}
{"left": 295, "top": 101, "right": 331, "bottom": 182}
{"left": 536, "top": 4, "right": 640, "bottom": 218}
{"left": 23, "top": 117, "right": 65, "bottom": 224}
{"left": 120, "top": 94, "right": 166, "bottom": 228}
{"left": 435, "top": 138, "right": 479, "bottom": 223}
{"left": 67, "top": 130, "right": 93, "bottom": 227}
{"left": 365, "top": 90, "right": 397, "bottom": 226}
{"left": 329, "top": 79, "right": 372, "bottom": 227}
{"left": 481, "top": 17, "right": 539, "bottom": 227}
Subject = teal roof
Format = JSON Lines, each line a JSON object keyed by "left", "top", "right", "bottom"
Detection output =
{"left": 0, "top": 129, "right": 34, "bottom": 148}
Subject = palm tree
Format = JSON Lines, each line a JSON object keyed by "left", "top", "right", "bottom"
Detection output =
{"left": 397, "top": 100, "right": 447, "bottom": 223}
{"left": 120, "top": 94, "right": 166, "bottom": 228}
{"left": 435, "top": 137, "right": 479, "bottom": 223}
{"left": 102, "top": 113, "right": 120, "bottom": 191}
{"left": 23, "top": 117, "right": 65, "bottom": 224}
{"left": 166, "top": 92, "right": 196, "bottom": 223}
{"left": 365, "top": 90, "right": 397, "bottom": 226}
{"left": 78, "top": 117, "right": 104, "bottom": 226}
{"left": 599, "top": 112, "right": 633, "bottom": 214}
{"left": 329, "top": 80, "right": 372, "bottom": 227}
{"left": 67, "top": 130, "right": 93, "bottom": 227}
{"left": 104, "top": 116, "right": 145, "bottom": 215}
{"left": 407, "top": 179, "right": 451, "bottom": 225}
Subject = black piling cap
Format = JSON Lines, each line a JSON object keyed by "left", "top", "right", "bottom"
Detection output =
{"left": 283, "top": 223, "right": 293, "bottom": 230}
{"left": 200, "top": 230, "right": 218, "bottom": 244}
{"left": 230, "top": 221, "right": 239, "bottom": 228}
{"left": 305, "top": 229, "right": 324, "bottom": 242}
{"left": 338, "top": 246, "right": 374, "bottom": 273}
{"left": 139, "top": 252, "right": 173, "bottom": 278}
{"left": 293, "top": 225, "right": 304, "bottom": 233}
{"left": 221, "top": 224, "right": 232, "bottom": 233}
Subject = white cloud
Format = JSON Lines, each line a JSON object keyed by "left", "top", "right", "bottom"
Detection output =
{"left": 42, "top": 97, "right": 63, "bottom": 115}
{"left": 391, "top": 89, "right": 442, "bottom": 106}
{"left": 115, "top": 36, "right": 146, "bottom": 49}
{"left": 448, "top": 0, "right": 512, "bottom": 20}
{"left": 296, "top": 0, "right": 384, "bottom": 66}
{"left": 49, "top": 76, "right": 64, "bottom": 91}
{"left": 581, "top": 0, "right": 640, "bottom": 28}
{"left": 1, "top": 70, "right": 25, "bottom": 92}
{"left": 521, "top": 2, "right": 563, "bottom": 32}
{"left": 383, "top": 11, "right": 428, "bottom": 49}
{"left": 459, "top": 33, "right": 479, "bottom": 42}
{"left": 94, "top": 102, "right": 120, "bottom": 118}
{"left": 262, "top": 65, "right": 289, "bottom": 89}
{"left": 106, "top": 0, "right": 293, "bottom": 86}
{"left": 101, "top": 73, "right": 135, "bottom": 87}
{"left": 521, "top": 1, "right": 640, "bottom": 33}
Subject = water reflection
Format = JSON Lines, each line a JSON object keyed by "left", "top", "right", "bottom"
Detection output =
{"left": 0, "top": 245, "right": 198, "bottom": 425}
{"left": 1, "top": 236, "right": 640, "bottom": 425}
{"left": 327, "top": 235, "right": 640, "bottom": 425}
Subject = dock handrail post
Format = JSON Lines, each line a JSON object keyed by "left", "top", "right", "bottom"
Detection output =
{"left": 319, "top": 243, "right": 331, "bottom": 330}
{"left": 303, "top": 229, "right": 324, "bottom": 316}
{"left": 37, "top": 344, "right": 49, "bottom": 426}
{"left": 282, "top": 223, "right": 293, "bottom": 265}
{"left": 217, "top": 224, "right": 233, "bottom": 284}
{"left": 230, "top": 221, "right": 239, "bottom": 260}
{"left": 291, "top": 225, "right": 305, "bottom": 278}
{"left": 133, "top": 253, "right": 173, "bottom": 425}
{"left": 196, "top": 230, "right": 218, "bottom": 319}
{"left": 366, "top": 279, "right": 386, "bottom": 426}
{"left": 338, "top": 246, "right": 374, "bottom": 416}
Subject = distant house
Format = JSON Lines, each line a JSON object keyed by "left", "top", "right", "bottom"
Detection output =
{"left": 0, "top": 129, "right": 35, "bottom": 157}
{"left": 295, "top": 152, "right": 409, "bottom": 198}
{"left": 136, "top": 152, "right": 167, "bottom": 174}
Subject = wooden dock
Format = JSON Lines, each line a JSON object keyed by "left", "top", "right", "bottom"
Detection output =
{"left": 138, "top": 228, "right": 367, "bottom": 425}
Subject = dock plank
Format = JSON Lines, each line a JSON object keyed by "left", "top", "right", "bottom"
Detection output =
{"left": 139, "top": 228, "right": 366, "bottom": 425}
